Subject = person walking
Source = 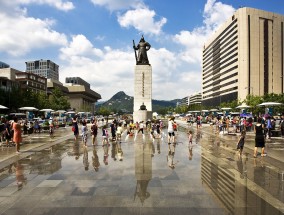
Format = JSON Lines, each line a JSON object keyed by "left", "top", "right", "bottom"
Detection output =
{"left": 110, "top": 121, "right": 116, "bottom": 141}
{"left": 102, "top": 125, "right": 109, "bottom": 146}
{"left": 116, "top": 122, "right": 123, "bottom": 141}
{"left": 253, "top": 117, "right": 266, "bottom": 158}
{"left": 137, "top": 121, "right": 144, "bottom": 134}
{"left": 72, "top": 117, "right": 79, "bottom": 141}
{"left": 266, "top": 116, "right": 272, "bottom": 139}
{"left": 81, "top": 121, "right": 88, "bottom": 146}
{"left": 91, "top": 120, "right": 98, "bottom": 145}
{"left": 49, "top": 120, "right": 54, "bottom": 138}
{"left": 237, "top": 130, "right": 246, "bottom": 157}
{"left": 4, "top": 119, "right": 12, "bottom": 147}
{"left": 23, "top": 119, "right": 28, "bottom": 135}
{"left": 13, "top": 117, "right": 22, "bottom": 154}
{"left": 167, "top": 117, "right": 175, "bottom": 145}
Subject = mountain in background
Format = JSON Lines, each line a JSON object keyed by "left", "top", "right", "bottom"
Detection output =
{"left": 97, "top": 91, "right": 179, "bottom": 113}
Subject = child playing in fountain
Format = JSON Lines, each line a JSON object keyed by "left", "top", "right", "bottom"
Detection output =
{"left": 237, "top": 130, "right": 246, "bottom": 157}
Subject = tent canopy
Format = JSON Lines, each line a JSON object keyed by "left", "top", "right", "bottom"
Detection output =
{"left": 19, "top": 107, "right": 38, "bottom": 111}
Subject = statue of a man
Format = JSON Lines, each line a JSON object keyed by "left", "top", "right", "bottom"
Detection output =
{"left": 133, "top": 35, "right": 151, "bottom": 65}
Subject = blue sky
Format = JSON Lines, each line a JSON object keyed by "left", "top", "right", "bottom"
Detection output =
{"left": 0, "top": 0, "right": 284, "bottom": 101}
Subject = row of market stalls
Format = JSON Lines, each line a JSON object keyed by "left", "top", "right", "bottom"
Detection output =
{"left": 187, "top": 102, "right": 283, "bottom": 118}
{"left": 0, "top": 106, "right": 88, "bottom": 122}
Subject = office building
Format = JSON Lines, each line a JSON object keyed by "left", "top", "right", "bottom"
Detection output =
{"left": 64, "top": 77, "right": 101, "bottom": 113}
{"left": 25, "top": 59, "right": 59, "bottom": 81}
{"left": 0, "top": 68, "right": 46, "bottom": 94}
{"left": 189, "top": 92, "right": 202, "bottom": 105}
{"left": 180, "top": 96, "right": 189, "bottom": 106}
{"left": 202, "top": 7, "right": 284, "bottom": 107}
{"left": 65, "top": 77, "right": 90, "bottom": 88}
{"left": 15, "top": 72, "right": 47, "bottom": 94}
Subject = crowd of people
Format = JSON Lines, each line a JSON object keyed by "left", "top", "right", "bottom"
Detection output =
{"left": 0, "top": 116, "right": 22, "bottom": 154}
{"left": 0, "top": 116, "right": 58, "bottom": 153}
{"left": 69, "top": 116, "right": 186, "bottom": 169}
{"left": 186, "top": 114, "right": 284, "bottom": 138}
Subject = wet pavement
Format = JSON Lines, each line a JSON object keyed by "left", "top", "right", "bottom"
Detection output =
{"left": 0, "top": 122, "right": 283, "bottom": 215}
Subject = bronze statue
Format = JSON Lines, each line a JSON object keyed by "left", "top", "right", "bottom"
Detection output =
{"left": 133, "top": 35, "right": 151, "bottom": 65}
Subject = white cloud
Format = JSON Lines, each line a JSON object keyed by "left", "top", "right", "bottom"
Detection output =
{"left": 173, "top": 0, "right": 235, "bottom": 66}
{"left": 59, "top": 0, "right": 236, "bottom": 100}
{"left": 60, "top": 35, "right": 104, "bottom": 61}
{"left": 59, "top": 35, "right": 183, "bottom": 100}
{"left": 118, "top": 8, "right": 167, "bottom": 35}
{"left": 0, "top": 13, "right": 67, "bottom": 56}
{"left": 204, "top": 0, "right": 235, "bottom": 30}
{"left": 0, "top": 0, "right": 72, "bottom": 56}
{"left": 90, "top": 0, "right": 144, "bottom": 11}
{"left": 91, "top": 0, "right": 167, "bottom": 36}
{"left": 0, "top": 0, "right": 238, "bottom": 101}
{"left": 1, "top": 0, "right": 74, "bottom": 11}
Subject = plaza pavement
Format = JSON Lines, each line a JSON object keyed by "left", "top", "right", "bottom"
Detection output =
{"left": 0, "top": 126, "right": 74, "bottom": 169}
{"left": 176, "top": 120, "right": 284, "bottom": 180}
{"left": 0, "top": 122, "right": 283, "bottom": 214}
{"left": 1, "top": 121, "right": 283, "bottom": 168}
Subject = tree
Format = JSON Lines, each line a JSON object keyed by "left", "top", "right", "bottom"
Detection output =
{"left": 157, "top": 107, "right": 168, "bottom": 116}
{"left": 37, "top": 92, "right": 50, "bottom": 109}
{"left": 98, "top": 107, "right": 111, "bottom": 123}
{"left": 8, "top": 87, "right": 24, "bottom": 111}
{"left": 49, "top": 87, "right": 70, "bottom": 111}
{"left": 175, "top": 105, "right": 188, "bottom": 114}
{"left": 220, "top": 99, "right": 240, "bottom": 112}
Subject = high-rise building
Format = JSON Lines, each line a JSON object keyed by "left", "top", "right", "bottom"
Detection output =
{"left": 180, "top": 96, "right": 189, "bottom": 106}
{"left": 189, "top": 92, "right": 202, "bottom": 105}
{"left": 25, "top": 59, "right": 59, "bottom": 81}
{"left": 202, "top": 7, "right": 284, "bottom": 107}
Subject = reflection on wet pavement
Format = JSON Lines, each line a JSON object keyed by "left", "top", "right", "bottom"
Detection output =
{"left": 0, "top": 125, "right": 283, "bottom": 215}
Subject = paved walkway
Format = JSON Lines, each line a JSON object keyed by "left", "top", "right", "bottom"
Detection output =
{"left": 0, "top": 127, "right": 74, "bottom": 169}
{"left": 0, "top": 122, "right": 283, "bottom": 215}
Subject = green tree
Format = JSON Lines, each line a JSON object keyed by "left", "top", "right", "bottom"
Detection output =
{"left": 37, "top": 92, "right": 50, "bottom": 109}
{"left": 188, "top": 103, "right": 202, "bottom": 111}
{"left": 98, "top": 107, "right": 111, "bottom": 123}
{"left": 9, "top": 87, "right": 24, "bottom": 111}
{"left": 220, "top": 99, "right": 240, "bottom": 111}
{"left": 49, "top": 87, "right": 70, "bottom": 111}
{"left": 157, "top": 107, "right": 168, "bottom": 116}
{"left": 174, "top": 105, "right": 188, "bottom": 114}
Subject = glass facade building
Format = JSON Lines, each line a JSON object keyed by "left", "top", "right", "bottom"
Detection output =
{"left": 25, "top": 59, "right": 59, "bottom": 81}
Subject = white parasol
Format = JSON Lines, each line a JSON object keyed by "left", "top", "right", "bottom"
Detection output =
{"left": 19, "top": 107, "right": 38, "bottom": 111}
{"left": 0, "top": 105, "right": 8, "bottom": 109}
{"left": 257, "top": 102, "right": 283, "bottom": 107}
{"left": 221, "top": 107, "right": 232, "bottom": 111}
{"left": 40, "top": 109, "right": 54, "bottom": 112}
{"left": 236, "top": 104, "right": 251, "bottom": 109}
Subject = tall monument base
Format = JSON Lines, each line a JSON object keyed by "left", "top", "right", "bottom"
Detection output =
{"left": 133, "top": 110, "right": 152, "bottom": 123}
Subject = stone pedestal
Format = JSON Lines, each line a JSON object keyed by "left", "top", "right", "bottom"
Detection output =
{"left": 133, "top": 65, "right": 152, "bottom": 122}
{"left": 133, "top": 110, "right": 152, "bottom": 123}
